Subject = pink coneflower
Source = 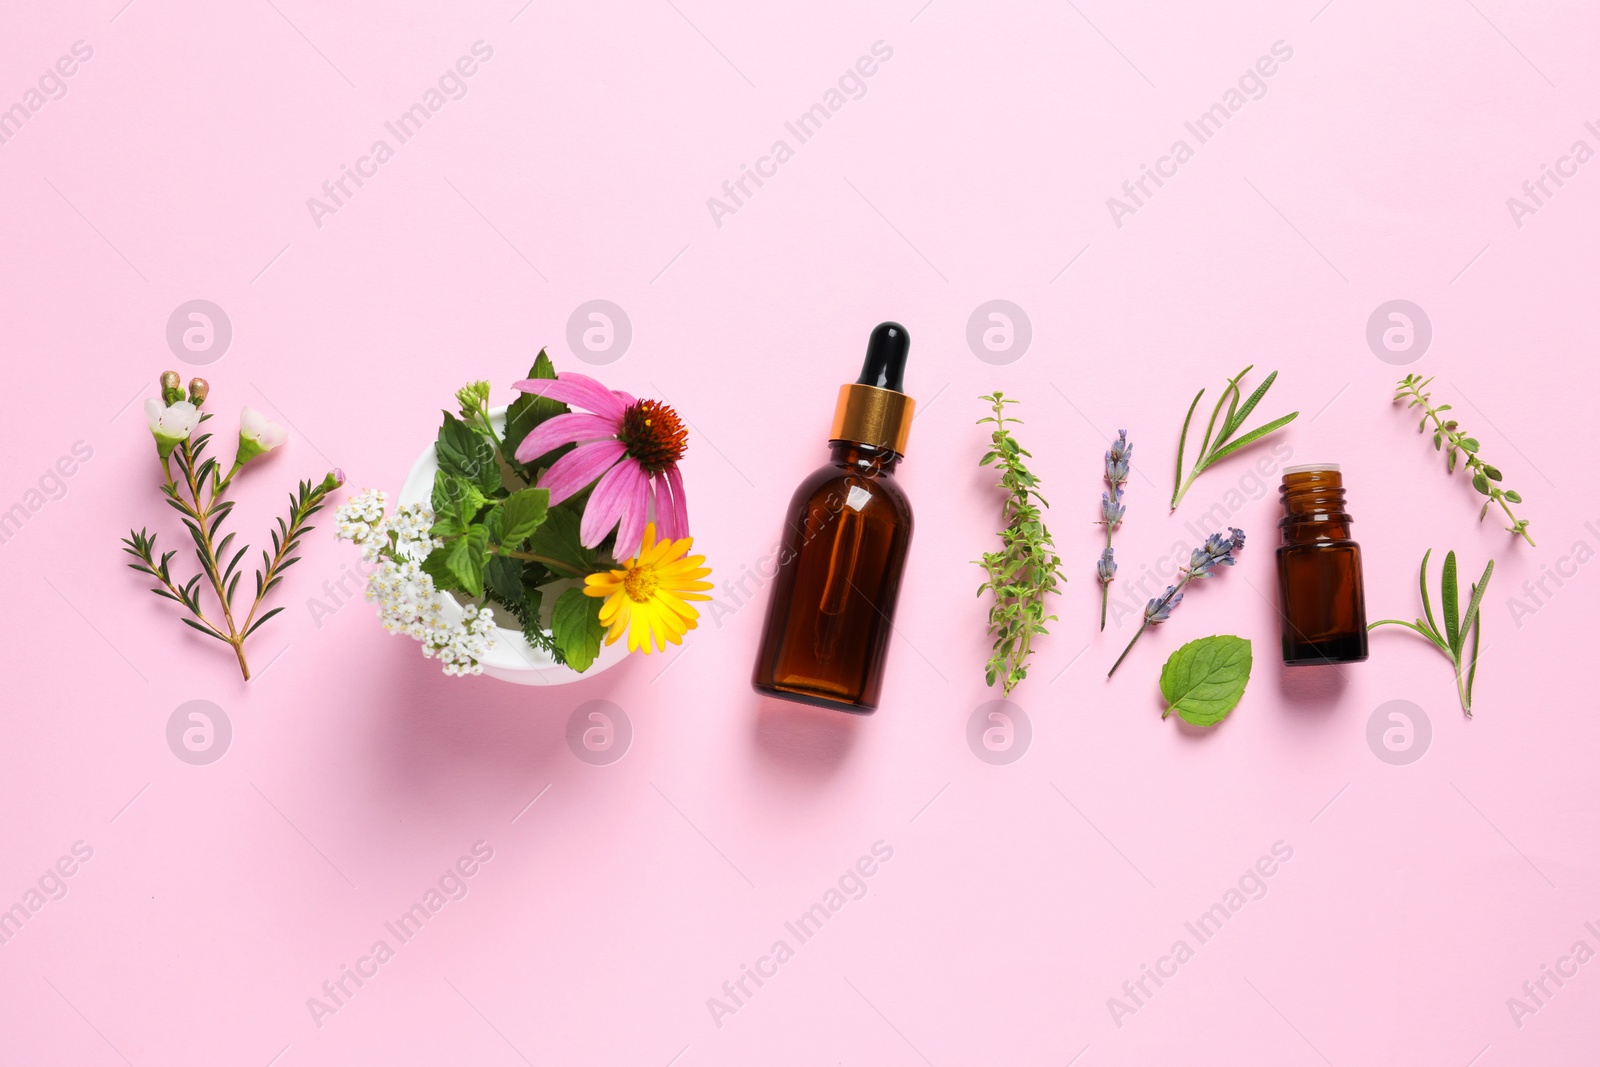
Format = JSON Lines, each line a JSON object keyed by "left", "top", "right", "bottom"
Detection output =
{"left": 512, "top": 372, "right": 689, "bottom": 559}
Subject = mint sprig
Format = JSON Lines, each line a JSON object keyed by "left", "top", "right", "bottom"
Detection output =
{"left": 1158, "top": 635, "right": 1252, "bottom": 726}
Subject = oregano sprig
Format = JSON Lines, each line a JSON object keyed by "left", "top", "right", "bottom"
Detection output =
{"left": 1369, "top": 548, "right": 1493, "bottom": 717}
{"left": 1393, "top": 375, "right": 1533, "bottom": 546}
{"left": 975, "top": 393, "right": 1064, "bottom": 694}
{"left": 1171, "top": 365, "right": 1298, "bottom": 509}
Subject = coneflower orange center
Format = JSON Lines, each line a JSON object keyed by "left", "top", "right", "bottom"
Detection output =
{"left": 621, "top": 399, "right": 687, "bottom": 473}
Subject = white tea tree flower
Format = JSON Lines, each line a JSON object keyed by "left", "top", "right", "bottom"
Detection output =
{"left": 235, "top": 406, "right": 288, "bottom": 465}
{"left": 145, "top": 397, "right": 200, "bottom": 459}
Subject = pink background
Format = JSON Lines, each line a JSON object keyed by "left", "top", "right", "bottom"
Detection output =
{"left": 3, "top": 0, "right": 1598, "bottom": 1063}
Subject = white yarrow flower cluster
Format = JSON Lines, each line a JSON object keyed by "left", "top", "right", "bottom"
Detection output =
{"left": 334, "top": 489, "right": 495, "bottom": 676}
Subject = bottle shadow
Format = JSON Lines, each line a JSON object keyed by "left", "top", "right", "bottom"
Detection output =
{"left": 750, "top": 692, "right": 862, "bottom": 781}
{"left": 1274, "top": 660, "right": 1349, "bottom": 712}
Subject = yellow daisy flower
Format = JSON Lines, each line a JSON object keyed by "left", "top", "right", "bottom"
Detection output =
{"left": 583, "top": 523, "right": 713, "bottom": 653}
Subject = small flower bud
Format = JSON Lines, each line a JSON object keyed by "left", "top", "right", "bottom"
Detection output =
{"left": 160, "top": 370, "right": 184, "bottom": 405}
{"left": 319, "top": 468, "right": 346, "bottom": 494}
{"left": 234, "top": 406, "right": 289, "bottom": 467}
{"left": 187, "top": 378, "right": 210, "bottom": 406}
{"left": 456, "top": 380, "right": 491, "bottom": 419}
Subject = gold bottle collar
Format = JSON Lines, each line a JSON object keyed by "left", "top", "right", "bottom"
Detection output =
{"left": 829, "top": 383, "right": 914, "bottom": 456}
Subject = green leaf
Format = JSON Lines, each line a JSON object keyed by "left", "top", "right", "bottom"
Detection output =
{"left": 1158, "top": 635, "right": 1253, "bottom": 727}
{"left": 526, "top": 507, "right": 597, "bottom": 577}
{"left": 484, "top": 553, "right": 527, "bottom": 608}
{"left": 436, "top": 413, "right": 500, "bottom": 495}
{"left": 1418, "top": 548, "right": 1438, "bottom": 636}
{"left": 1172, "top": 388, "right": 1204, "bottom": 506}
{"left": 1441, "top": 551, "right": 1460, "bottom": 655}
{"left": 443, "top": 525, "right": 490, "bottom": 597}
{"left": 1222, "top": 369, "right": 1278, "bottom": 439}
{"left": 550, "top": 586, "right": 603, "bottom": 672}
{"left": 420, "top": 545, "right": 457, "bottom": 591}
{"left": 430, "top": 471, "right": 487, "bottom": 536}
{"left": 1471, "top": 471, "right": 1491, "bottom": 495}
{"left": 1505, "top": 490, "right": 1522, "bottom": 503}
{"left": 498, "top": 487, "right": 550, "bottom": 547}
{"left": 1459, "top": 559, "right": 1494, "bottom": 639}
{"left": 1204, "top": 410, "right": 1299, "bottom": 466}
{"left": 503, "top": 349, "right": 569, "bottom": 472}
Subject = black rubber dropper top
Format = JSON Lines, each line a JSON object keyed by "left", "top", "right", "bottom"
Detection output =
{"left": 855, "top": 321, "right": 910, "bottom": 392}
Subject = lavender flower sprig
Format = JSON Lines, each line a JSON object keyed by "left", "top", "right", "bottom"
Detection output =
{"left": 1096, "top": 430, "right": 1130, "bottom": 631}
{"left": 1108, "top": 527, "right": 1245, "bottom": 677}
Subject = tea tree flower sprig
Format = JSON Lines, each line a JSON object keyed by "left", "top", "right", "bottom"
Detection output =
{"left": 975, "top": 393, "right": 1065, "bottom": 694}
{"left": 1369, "top": 548, "right": 1493, "bottom": 716}
{"left": 1108, "top": 528, "right": 1245, "bottom": 677}
{"left": 1171, "top": 366, "right": 1298, "bottom": 509}
{"left": 1393, "top": 374, "right": 1533, "bottom": 546}
{"left": 1096, "top": 430, "right": 1130, "bottom": 631}
{"left": 124, "top": 373, "right": 342, "bottom": 680}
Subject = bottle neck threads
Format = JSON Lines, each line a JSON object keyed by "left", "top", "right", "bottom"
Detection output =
{"left": 1279, "top": 466, "right": 1352, "bottom": 544}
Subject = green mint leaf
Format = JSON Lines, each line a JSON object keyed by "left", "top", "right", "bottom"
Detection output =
{"left": 499, "top": 487, "right": 550, "bottom": 547}
{"left": 527, "top": 507, "right": 597, "bottom": 577}
{"left": 443, "top": 525, "right": 490, "bottom": 597}
{"left": 550, "top": 586, "right": 603, "bottom": 672}
{"left": 420, "top": 544, "right": 459, "bottom": 592}
{"left": 436, "top": 413, "right": 500, "bottom": 495}
{"left": 503, "top": 349, "right": 570, "bottom": 472}
{"left": 1158, "top": 635, "right": 1252, "bottom": 726}
{"left": 484, "top": 553, "right": 526, "bottom": 608}
{"left": 429, "top": 471, "right": 486, "bottom": 537}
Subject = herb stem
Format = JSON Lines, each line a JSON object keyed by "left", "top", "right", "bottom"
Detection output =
{"left": 1108, "top": 619, "right": 1149, "bottom": 678}
{"left": 488, "top": 544, "right": 588, "bottom": 579}
{"left": 177, "top": 439, "right": 251, "bottom": 679}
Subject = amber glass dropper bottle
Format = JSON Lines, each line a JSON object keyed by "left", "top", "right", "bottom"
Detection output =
{"left": 1275, "top": 464, "right": 1368, "bottom": 665}
{"left": 751, "top": 323, "right": 916, "bottom": 713}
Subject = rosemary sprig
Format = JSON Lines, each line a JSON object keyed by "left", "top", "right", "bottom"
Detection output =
{"left": 975, "top": 393, "right": 1064, "bottom": 694}
{"left": 1393, "top": 375, "right": 1533, "bottom": 546}
{"left": 1369, "top": 548, "right": 1493, "bottom": 716}
{"left": 1171, "top": 366, "right": 1298, "bottom": 509}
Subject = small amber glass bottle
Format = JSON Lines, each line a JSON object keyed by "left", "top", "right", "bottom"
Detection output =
{"left": 1275, "top": 464, "right": 1368, "bottom": 666}
{"left": 752, "top": 323, "right": 915, "bottom": 713}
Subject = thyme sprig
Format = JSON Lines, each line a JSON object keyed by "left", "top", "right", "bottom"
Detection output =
{"left": 975, "top": 393, "right": 1064, "bottom": 694}
{"left": 1369, "top": 548, "right": 1493, "bottom": 716}
{"left": 1393, "top": 375, "right": 1533, "bottom": 546}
